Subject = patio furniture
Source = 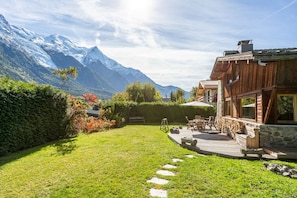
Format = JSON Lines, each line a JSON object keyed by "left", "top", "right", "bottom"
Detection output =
{"left": 195, "top": 119, "right": 207, "bottom": 131}
{"left": 241, "top": 148, "right": 265, "bottom": 159}
{"left": 206, "top": 116, "right": 218, "bottom": 130}
{"left": 181, "top": 137, "right": 197, "bottom": 146}
{"left": 195, "top": 115, "right": 203, "bottom": 119}
{"left": 160, "top": 118, "right": 169, "bottom": 132}
{"left": 185, "top": 116, "right": 196, "bottom": 130}
{"left": 170, "top": 127, "right": 180, "bottom": 134}
{"left": 129, "top": 116, "right": 145, "bottom": 123}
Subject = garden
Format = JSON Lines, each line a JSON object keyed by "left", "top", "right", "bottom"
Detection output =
{"left": 1, "top": 125, "right": 297, "bottom": 197}
{"left": 1, "top": 78, "right": 297, "bottom": 197}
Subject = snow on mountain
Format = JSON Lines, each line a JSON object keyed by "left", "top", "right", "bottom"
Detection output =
{"left": 0, "top": 13, "right": 150, "bottom": 83}
{"left": 83, "top": 46, "right": 105, "bottom": 65}
{"left": 12, "top": 26, "right": 37, "bottom": 40}
{"left": 39, "top": 34, "right": 88, "bottom": 63}
{"left": 0, "top": 14, "right": 57, "bottom": 69}
{"left": 0, "top": 13, "right": 183, "bottom": 97}
{"left": 0, "top": 14, "right": 12, "bottom": 35}
{"left": 82, "top": 46, "right": 153, "bottom": 82}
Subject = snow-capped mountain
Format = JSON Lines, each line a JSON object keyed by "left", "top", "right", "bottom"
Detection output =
{"left": 37, "top": 34, "right": 88, "bottom": 64}
{"left": 0, "top": 16, "right": 57, "bottom": 69}
{"left": 0, "top": 14, "right": 180, "bottom": 98}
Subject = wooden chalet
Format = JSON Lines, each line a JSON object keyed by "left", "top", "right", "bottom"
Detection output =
{"left": 196, "top": 80, "right": 218, "bottom": 106}
{"left": 210, "top": 40, "right": 297, "bottom": 149}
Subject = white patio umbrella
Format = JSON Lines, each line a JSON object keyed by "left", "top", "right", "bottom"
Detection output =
{"left": 180, "top": 101, "right": 213, "bottom": 107}
{"left": 242, "top": 103, "right": 255, "bottom": 108}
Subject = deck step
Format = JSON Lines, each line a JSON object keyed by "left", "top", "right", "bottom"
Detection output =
{"left": 263, "top": 148, "right": 297, "bottom": 159}
{"left": 235, "top": 134, "right": 247, "bottom": 148}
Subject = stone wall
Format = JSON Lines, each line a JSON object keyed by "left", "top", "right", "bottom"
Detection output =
{"left": 220, "top": 117, "right": 297, "bottom": 148}
{"left": 260, "top": 125, "right": 297, "bottom": 148}
{"left": 220, "top": 117, "right": 261, "bottom": 149}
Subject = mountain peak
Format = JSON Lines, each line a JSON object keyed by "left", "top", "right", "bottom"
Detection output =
{"left": 44, "top": 34, "right": 74, "bottom": 46}
{"left": 83, "top": 46, "right": 105, "bottom": 64}
{"left": 12, "top": 26, "right": 38, "bottom": 40}
{"left": 0, "top": 14, "right": 8, "bottom": 24}
{"left": 0, "top": 13, "right": 183, "bottom": 98}
{"left": 41, "top": 34, "right": 87, "bottom": 62}
{"left": 0, "top": 14, "right": 12, "bottom": 34}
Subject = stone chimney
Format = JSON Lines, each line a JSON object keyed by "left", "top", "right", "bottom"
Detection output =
{"left": 237, "top": 40, "right": 253, "bottom": 53}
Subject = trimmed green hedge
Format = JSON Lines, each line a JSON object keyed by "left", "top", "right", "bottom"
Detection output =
{"left": 136, "top": 103, "right": 215, "bottom": 123}
{"left": 0, "top": 78, "right": 68, "bottom": 156}
{"left": 105, "top": 101, "right": 216, "bottom": 125}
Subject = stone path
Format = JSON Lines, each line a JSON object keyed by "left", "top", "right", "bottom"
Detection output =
{"left": 147, "top": 154, "right": 196, "bottom": 197}
{"left": 156, "top": 170, "right": 176, "bottom": 176}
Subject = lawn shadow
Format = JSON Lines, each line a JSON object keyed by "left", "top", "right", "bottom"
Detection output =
{"left": 51, "top": 137, "right": 77, "bottom": 156}
{"left": 0, "top": 145, "right": 43, "bottom": 167}
{"left": 0, "top": 137, "right": 78, "bottom": 167}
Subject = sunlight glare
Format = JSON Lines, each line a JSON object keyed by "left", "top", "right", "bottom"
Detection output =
{"left": 120, "top": 0, "right": 155, "bottom": 24}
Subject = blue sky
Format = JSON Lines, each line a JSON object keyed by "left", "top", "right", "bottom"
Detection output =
{"left": 0, "top": 0, "right": 297, "bottom": 91}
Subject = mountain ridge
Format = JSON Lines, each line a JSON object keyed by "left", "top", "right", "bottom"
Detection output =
{"left": 0, "top": 14, "right": 184, "bottom": 99}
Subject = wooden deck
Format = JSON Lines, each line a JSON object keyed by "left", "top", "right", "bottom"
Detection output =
{"left": 168, "top": 127, "right": 292, "bottom": 160}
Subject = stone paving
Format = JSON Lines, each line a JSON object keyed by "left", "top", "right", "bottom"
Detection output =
{"left": 156, "top": 170, "right": 176, "bottom": 176}
{"left": 163, "top": 164, "right": 177, "bottom": 169}
{"left": 147, "top": 154, "right": 195, "bottom": 198}
{"left": 169, "top": 127, "right": 297, "bottom": 160}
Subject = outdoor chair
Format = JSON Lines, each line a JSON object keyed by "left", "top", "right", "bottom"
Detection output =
{"left": 185, "top": 116, "right": 196, "bottom": 130}
{"left": 195, "top": 115, "right": 202, "bottom": 120}
{"left": 207, "top": 116, "right": 218, "bottom": 130}
{"left": 196, "top": 120, "right": 205, "bottom": 131}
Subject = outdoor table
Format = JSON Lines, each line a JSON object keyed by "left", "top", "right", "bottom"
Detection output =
{"left": 193, "top": 119, "right": 207, "bottom": 130}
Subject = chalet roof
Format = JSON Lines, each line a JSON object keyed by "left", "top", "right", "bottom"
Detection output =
{"left": 196, "top": 80, "right": 219, "bottom": 98}
{"left": 210, "top": 48, "right": 297, "bottom": 80}
{"left": 198, "top": 80, "right": 219, "bottom": 89}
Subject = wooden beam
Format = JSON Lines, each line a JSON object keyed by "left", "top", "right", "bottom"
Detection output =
{"left": 263, "top": 87, "right": 277, "bottom": 123}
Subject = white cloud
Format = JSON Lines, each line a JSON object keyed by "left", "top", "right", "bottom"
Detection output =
{"left": 100, "top": 46, "right": 220, "bottom": 91}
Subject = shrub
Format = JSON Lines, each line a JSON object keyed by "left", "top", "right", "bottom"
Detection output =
{"left": 0, "top": 78, "right": 68, "bottom": 155}
{"left": 102, "top": 101, "right": 216, "bottom": 125}
{"left": 85, "top": 117, "right": 116, "bottom": 133}
{"left": 66, "top": 94, "right": 116, "bottom": 135}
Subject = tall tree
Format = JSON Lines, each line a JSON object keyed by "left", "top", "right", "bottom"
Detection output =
{"left": 112, "top": 92, "right": 129, "bottom": 102}
{"left": 170, "top": 88, "right": 185, "bottom": 103}
{"left": 52, "top": 66, "right": 78, "bottom": 87}
{"left": 143, "top": 83, "right": 156, "bottom": 102}
{"left": 189, "top": 86, "right": 198, "bottom": 101}
{"left": 126, "top": 82, "right": 144, "bottom": 102}
{"left": 175, "top": 88, "right": 185, "bottom": 103}
{"left": 124, "top": 82, "right": 162, "bottom": 103}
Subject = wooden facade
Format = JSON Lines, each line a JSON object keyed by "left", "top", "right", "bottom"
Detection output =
{"left": 207, "top": 41, "right": 297, "bottom": 148}
{"left": 210, "top": 41, "right": 297, "bottom": 125}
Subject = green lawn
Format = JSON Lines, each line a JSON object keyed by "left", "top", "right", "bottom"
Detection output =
{"left": 0, "top": 125, "right": 297, "bottom": 197}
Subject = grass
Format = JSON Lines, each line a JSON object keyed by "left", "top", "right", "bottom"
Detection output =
{"left": 0, "top": 125, "right": 297, "bottom": 197}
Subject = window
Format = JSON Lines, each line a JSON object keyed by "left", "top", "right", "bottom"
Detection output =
{"left": 277, "top": 94, "right": 297, "bottom": 123}
{"left": 233, "top": 65, "right": 239, "bottom": 81}
{"left": 212, "top": 92, "right": 217, "bottom": 103}
{"left": 240, "top": 96, "right": 255, "bottom": 119}
{"left": 207, "top": 90, "right": 211, "bottom": 102}
{"left": 227, "top": 74, "right": 232, "bottom": 84}
{"left": 225, "top": 100, "right": 231, "bottom": 116}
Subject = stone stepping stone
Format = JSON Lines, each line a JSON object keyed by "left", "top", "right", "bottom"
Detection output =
{"left": 163, "top": 164, "right": 177, "bottom": 169}
{"left": 185, "top": 154, "right": 195, "bottom": 158}
{"left": 147, "top": 177, "right": 169, "bottom": 185}
{"left": 172, "top": 158, "right": 184, "bottom": 163}
{"left": 150, "top": 188, "right": 168, "bottom": 198}
{"left": 156, "top": 170, "right": 176, "bottom": 176}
